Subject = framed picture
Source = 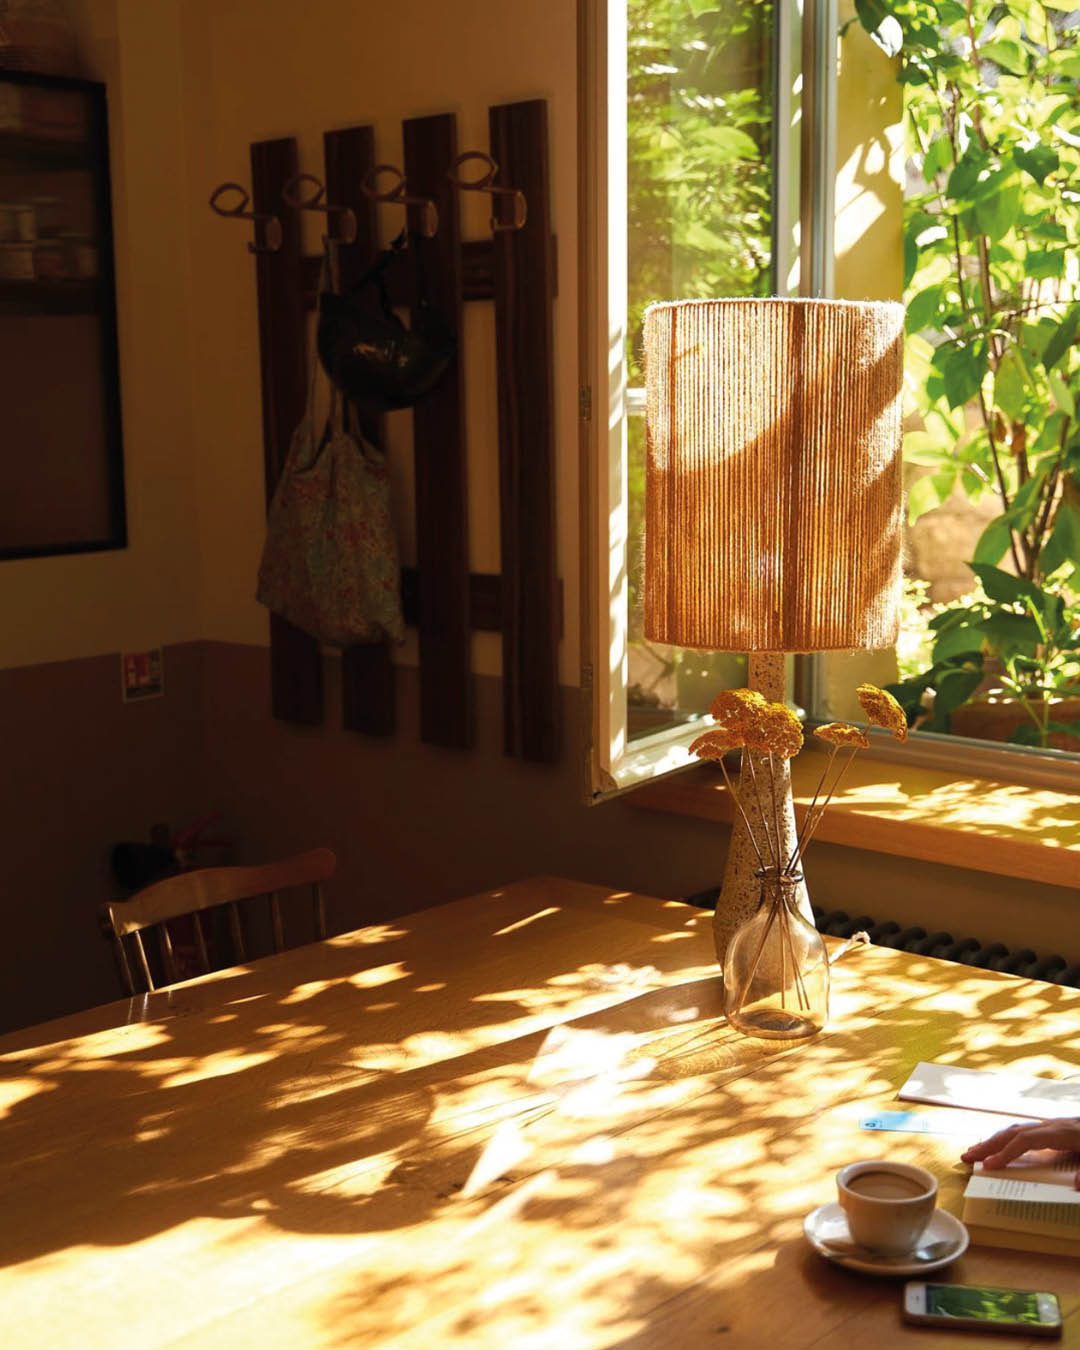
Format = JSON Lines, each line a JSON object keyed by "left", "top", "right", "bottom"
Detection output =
{"left": 0, "top": 68, "right": 125, "bottom": 560}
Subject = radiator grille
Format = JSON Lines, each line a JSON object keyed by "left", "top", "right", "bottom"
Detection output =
{"left": 684, "top": 887, "right": 1080, "bottom": 988}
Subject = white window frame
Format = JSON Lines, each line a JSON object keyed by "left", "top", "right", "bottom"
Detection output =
{"left": 578, "top": 0, "right": 813, "bottom": 799}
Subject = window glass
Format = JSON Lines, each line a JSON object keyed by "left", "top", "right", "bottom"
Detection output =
{"left": 625, "top": 0, "right": 777, "bottom": 743}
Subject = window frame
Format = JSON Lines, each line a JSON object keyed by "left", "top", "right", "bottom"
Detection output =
{"left": 577, "top": 0, "right": 1080, "bottom": 805}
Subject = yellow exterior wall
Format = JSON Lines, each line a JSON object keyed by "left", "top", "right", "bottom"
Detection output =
{"left": 824, "top": 1, "right": 905, "bottom": 717}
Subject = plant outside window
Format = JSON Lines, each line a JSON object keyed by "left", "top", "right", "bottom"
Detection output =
{"left": 855, "top": 0, "right": 1080, "bottom": 751}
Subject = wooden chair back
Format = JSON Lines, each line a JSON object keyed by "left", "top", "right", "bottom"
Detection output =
{"left": 101, "top": 848, "right": 337, "bottom": 994}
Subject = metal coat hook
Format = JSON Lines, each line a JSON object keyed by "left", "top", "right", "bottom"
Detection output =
{"left": 361, "top": 163, "right": 438, "bottom": 239}
{"left": 209, "top": 182, "right": 282, "bottom": 254}
{"left": 447, "top": 151, "right": 527, "bottom": 232}
{"left": 282, "top": 172, "right": 358, "bottom": 245}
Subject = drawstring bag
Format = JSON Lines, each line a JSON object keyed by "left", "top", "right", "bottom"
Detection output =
{"left": 256, "top": 279, "right": 405, "bottom": 647}
{"left": 316, "top": 230, "right": 455, "bottom": 411}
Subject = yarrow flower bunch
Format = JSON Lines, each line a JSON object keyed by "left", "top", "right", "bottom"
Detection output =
{"left": 690, "top": 682, "right": 907, "bottom": 881}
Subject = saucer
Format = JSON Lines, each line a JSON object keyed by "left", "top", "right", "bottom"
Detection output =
{"left": 803, "top": 1202, "right": 969, "bottom": 1276}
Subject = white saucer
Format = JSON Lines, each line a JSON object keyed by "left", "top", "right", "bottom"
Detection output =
{"left": 804, "top": 1202, "right": 969, "bottom": 1276}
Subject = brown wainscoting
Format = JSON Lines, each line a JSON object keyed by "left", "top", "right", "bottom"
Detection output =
{"left": 0, "top": 643, "right": 205, "bottom": 1033}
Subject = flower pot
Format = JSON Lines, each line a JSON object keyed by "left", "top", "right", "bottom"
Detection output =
{"left": 951, "top": 698, "right": 1080, "bottom": 752}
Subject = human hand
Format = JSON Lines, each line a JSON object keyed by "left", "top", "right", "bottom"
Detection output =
{"left": 960, "top": 1117, "right": 1080, "bottom": 1186}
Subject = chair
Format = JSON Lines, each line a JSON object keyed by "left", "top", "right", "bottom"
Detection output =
{"left": 101, "top": 847, "right": 337, "bottom": 994}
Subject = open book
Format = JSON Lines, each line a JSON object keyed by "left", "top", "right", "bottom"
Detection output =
{"left": 962, "top": 1171, "right": 1080, "bottom": 1254}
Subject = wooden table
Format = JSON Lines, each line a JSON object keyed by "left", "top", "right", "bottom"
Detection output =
{"left": 2, "top": 877, "right": 1078, "bottom": 1348}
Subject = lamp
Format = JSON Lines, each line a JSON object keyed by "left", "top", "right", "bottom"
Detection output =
{"left": 643, "top": 297, "right": 905, "bottom": 959}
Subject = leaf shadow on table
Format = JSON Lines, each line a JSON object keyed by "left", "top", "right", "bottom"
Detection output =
{"left": 2, "top": 904, "right": 1080, "bottom": 1348}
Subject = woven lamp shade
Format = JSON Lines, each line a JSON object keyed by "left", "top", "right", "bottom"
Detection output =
{"left": 644, "top": 298, "right": 905, "bottom": 653}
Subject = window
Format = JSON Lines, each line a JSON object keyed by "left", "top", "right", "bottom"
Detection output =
{"left": 581, "top": 0, "right": 1080, "bottom": 801}
{"left": 579, "top": 0, "right": 809, "bottom": 795}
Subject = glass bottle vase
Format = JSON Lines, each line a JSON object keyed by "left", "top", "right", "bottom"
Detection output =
{"left": 723, "top": 870, "right": 829, "bottom": 1039}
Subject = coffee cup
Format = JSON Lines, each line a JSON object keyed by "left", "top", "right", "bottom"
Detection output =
{"left": 836, "top": 1160, "right": 938, "bottom": 1255}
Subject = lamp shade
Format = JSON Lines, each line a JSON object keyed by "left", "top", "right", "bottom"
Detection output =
{"left": 644, "top": 297, "right": 905, "bottom": 653}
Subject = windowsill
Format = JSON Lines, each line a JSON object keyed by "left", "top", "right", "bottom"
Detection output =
{"left": 627, "top": 750, "right": 1080, "bottom": 890}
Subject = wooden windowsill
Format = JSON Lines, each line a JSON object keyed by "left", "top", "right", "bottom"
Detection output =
{"left": 627, "top": 752, "right": 1080, "bottom": 890}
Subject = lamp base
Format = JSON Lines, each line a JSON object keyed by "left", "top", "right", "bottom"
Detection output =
{"left": 713, "top": 652, "right": 813, "bottom": 965}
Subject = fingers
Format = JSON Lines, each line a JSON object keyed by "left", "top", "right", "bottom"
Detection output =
{"left": 961, "top": 1117, "right": 1080, "bottom": 1171}
{"left": 961, "top": 1123, "right": 1025, "bottom": 1164}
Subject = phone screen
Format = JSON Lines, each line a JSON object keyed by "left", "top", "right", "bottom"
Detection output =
{"left": 925, "top": 1284, "right": 1046, "bottom": 1325}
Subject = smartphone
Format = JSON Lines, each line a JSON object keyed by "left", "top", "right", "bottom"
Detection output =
{"left": 903, "top": 1282, "right": 1062, "bottom": 1337}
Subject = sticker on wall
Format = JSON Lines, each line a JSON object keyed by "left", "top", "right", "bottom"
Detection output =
{"left": 121, "top": 648, "right": 164, "bottom": 702}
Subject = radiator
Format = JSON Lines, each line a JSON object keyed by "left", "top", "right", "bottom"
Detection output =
{"left": 684, "top": 886, "right": 1080, "bottom": 989}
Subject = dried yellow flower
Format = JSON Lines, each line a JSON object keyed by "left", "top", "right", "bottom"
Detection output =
{"left": 855, "top": 683, "right": 908, "bottom": 742}
{"left": 744, "top": 701, "right": 803, "bottom": 760}
{"left": 689, "top": 728, "right": 743, "bottom": 760}
{"left": 709, "top": 687, "right": 767, "bottom": 732}
{"left": 813, "top": 722, "right": 870, "bottom": 750}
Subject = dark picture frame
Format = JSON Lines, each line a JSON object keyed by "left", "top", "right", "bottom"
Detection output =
{"left": 0, "top": 69, "right": 125, "bottom": 561}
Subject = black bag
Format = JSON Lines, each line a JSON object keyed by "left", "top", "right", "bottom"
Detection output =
{"left": 317, "top": 232, "right": 455, "bottom": 411}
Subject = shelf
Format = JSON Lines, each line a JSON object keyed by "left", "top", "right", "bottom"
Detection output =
{"left": 0, "top": 279, "right": 99, "bottom": 316}
{"left": 0, "top": 130, "right": 92, "bottom": 171}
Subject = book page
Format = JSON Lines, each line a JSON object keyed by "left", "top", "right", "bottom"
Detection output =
{"left": 898, "top": 1061, "right": 1080, "bottom": 1120}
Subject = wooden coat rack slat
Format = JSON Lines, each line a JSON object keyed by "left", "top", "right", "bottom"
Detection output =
{"left": 244, "top": 102, "right": 558, "bottom": 762}
{"left": 490, "top": 100, "right": 560, "bottom": 762}
{"left": 250, "top": 136, "right": 323, "bottom": 726}
{"left": 323, "top": 124, "right": 397, "bottom": 738}
{"left": 403, "top": 112, "right": 472, "bottom": 750}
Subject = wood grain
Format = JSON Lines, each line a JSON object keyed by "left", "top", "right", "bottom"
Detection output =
{"left": 489, "top": 99, "right": 560, "bottom": 763}
{"left": 402, "top": 112, "right": 472, "bottom": 750}
{"left": 322, "top": 123, "right": 397, "bottom": 738}
{"left": 4, "top": 878, "right": 1079, "bottom": 1348}
{"left": 250, "top": 136, "right": 323, "bottom": 726}
{"left": 630, "top": 753, "right": 1080, "bottom": 890}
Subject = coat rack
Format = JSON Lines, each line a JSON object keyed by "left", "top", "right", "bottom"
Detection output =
{"left": 219, "top": 101, "right": 560, "bottom": 762}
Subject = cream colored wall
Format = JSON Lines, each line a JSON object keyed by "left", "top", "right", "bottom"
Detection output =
{"left": 0, "top": 0, "right": 202, "bottom": 672}
{"left": 178, "top": 0, "right": 580, "bottom": 686}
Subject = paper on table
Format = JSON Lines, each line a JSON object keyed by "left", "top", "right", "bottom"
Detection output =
{"left": 898, "top": 1061, "right": 1080, "bottom": 1120}
{"left": 861, "top": 1109, "right": 1036, "bottom": 1137}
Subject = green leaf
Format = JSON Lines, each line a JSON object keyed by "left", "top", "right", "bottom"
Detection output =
{"left": 904, "top": 231, "right": 918, "bottom": 289}
{"left": 1014, "top": 143, "right": 1059, "bottom": 185}
{"left": 903, "top": 430, "right": 949, "bottom": 466}
{"left": 937, "top": 340, "right": 988, "bottom": 409}
{"left": 933, "top": 623, "right": 988, "bottom": 663}
{"left": 974, "top": 179, "right": 1021, "bottom": 241}
{"left": 922, "top": 136, "right": 951, "bottom": 182}
{"left": 967, "top": 562, "right": 1047, "bottom": 611}
{"left": 980, "top": 612, "right": 1044, "bottom": 655}
{"left": 980, "top": 39, "right": 1027, "bottom": 75}
{"left": 906, "top": 285, "right": 943, "bottom": 333}
{"left": 1042, "top": 305, "right": 1080, "bottom": 372}
{"left": 907, "top": 472, "right": 948, "bottom": 523}
{"left": 1049, "top": 48, "right": 1080, "bottom": 79}
{"left": 1025, "top": 249, "right": 1066, "bottom": 281}
{"left": 973, "top": 516, "right": 1014, "bottom": 566}
{"left": 933, "top": 667, "right": 984, "bottom": 715}
{"left": 946, "top": 147, "right": 988, "bottom": 202}
{"left": 1049, "top": 368, "right": 1075, "bottom": 420}
{"left": 994, "top": 348, "right": 1028, "bottom": 419}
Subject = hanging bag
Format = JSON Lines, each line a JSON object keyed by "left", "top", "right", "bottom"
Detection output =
{"left": 256, "top": 268, "right": 405, "bottom": 647}
{"left": 316, "top": 229, "right": 455, "bottom": 411}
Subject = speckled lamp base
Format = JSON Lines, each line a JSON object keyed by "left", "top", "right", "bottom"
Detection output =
{"left": 714, "top": 652, "right": 813, "bottom": 966}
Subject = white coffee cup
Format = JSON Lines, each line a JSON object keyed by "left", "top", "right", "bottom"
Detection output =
{"left": 836, "top": 1160, "right": 938, "bottom": 1255}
